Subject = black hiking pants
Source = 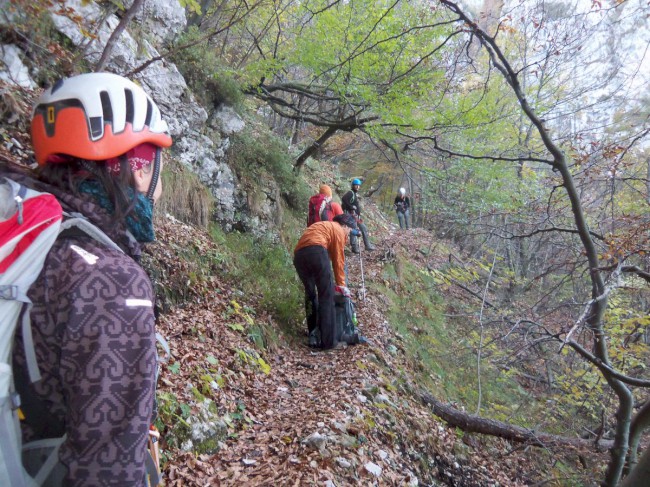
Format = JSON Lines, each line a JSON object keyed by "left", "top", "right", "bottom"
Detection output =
{"left": 345, "top": 211, "right": 372, "bottom": 251}
{"left": 293, "top": 245, "right": 336, "bottom": 349}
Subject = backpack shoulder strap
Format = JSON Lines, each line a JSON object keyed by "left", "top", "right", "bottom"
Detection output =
{"left": 22, "top": 435, "right": 67, "bottom": 485}
{"left": 60, "top": 212, "right": 123, "bottom": 254}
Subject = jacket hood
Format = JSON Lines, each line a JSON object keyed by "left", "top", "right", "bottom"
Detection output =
{"left": 1, "top": 161, "right": 142, "bottom": 258}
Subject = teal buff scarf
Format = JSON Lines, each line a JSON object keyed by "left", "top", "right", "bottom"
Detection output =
{"left": 78, "top": 180, "right": 155, "bottom": 243}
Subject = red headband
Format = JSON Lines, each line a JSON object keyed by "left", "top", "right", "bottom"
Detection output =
{"left": 106, "top": 143, "right": 158, "bottom": 174}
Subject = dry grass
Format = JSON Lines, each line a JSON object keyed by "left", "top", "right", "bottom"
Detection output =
{"left": 156, "top": 159, "right": 213, "bottom": 228}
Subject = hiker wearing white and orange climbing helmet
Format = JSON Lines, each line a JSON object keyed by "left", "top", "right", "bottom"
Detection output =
{"left": 294, "top": 214, "right": 358, "bottom": 349}
{"left": 5, "top": 72, "right": 172, "bottom": 486}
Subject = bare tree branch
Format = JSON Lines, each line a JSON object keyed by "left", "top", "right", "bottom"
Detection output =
{"left": 421, "top": 392, "right": 614, "bottom": 450}
{"left": 95, "top": 0, "right": 144, "bottom": 72}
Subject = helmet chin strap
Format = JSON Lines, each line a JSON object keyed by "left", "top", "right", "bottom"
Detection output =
{"left": 146, "top": 148, "right": 161, "bottom": 203}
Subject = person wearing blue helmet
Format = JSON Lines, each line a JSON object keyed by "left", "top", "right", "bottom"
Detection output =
{"left": 341, "top": 178, "right": 375, "bottom": 252}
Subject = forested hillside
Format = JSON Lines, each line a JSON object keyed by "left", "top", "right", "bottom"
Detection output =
{"left": 1, "top": 0, "right": 650, "bottom": 485}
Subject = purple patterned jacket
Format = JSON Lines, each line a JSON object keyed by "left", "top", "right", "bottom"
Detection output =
{"left": 6, "top": 164, "right": 156, "bottom": 486}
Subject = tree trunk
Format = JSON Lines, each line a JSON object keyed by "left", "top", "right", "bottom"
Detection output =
{"left": 626, "top": 399, "right": 650, "bottom": 473}
{"left": 646, "top": 156, "right": 650, "bottom": 205}
{"left": 95, "top": 0, "right": 145, "bottom": 72}
{"left": 293, "top": 126, "right": 339, "bottom": 172}
{"left": 621, "top": 444, "right": 650, "bottom": 487}
{"left": 439, "top": 4, "right": 634, "bottom": 484}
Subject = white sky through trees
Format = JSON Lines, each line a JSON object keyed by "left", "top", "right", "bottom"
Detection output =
{"left": 457, "top": 0, "right": 650, "bottom": 147}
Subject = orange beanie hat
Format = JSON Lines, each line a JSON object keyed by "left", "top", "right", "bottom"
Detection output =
{"left": 319, "top": 184, "right": 332, "bottom": 197}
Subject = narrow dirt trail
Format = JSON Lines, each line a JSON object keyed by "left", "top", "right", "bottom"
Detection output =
{"left": 155, "top": 217, "right": 530, "bottom": 486}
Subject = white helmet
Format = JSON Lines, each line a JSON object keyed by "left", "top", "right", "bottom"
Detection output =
{"left": 399, "top": 187, "right": 406, "bottom": 195}
{"left": 31, "top": 72, "right": 172, "bottom": 165}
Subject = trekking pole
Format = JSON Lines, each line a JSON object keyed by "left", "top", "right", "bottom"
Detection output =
{"left": 357, "top": 250, "right": 366, "bottom": 301}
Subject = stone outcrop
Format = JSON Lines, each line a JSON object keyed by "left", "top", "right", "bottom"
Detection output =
{"left": 0, "top": 0, "right": 283, "bottom": 233}
{"left": 0, "top": 44, "right": 36, "bottom": 89}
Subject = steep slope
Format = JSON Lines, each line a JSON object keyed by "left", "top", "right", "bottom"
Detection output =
{"left": 0, "top": 94, "right": 587, "bottom": 484}
{"left": 146, "top": 211, "right": 546, "bottom": 486}
{"left": 0, "top": 142, "right": 589, "bottom": 485}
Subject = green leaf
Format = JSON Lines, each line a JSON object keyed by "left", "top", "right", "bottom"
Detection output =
{"left": 257, "top": 356, "right": 271, "bottom": 375}
{"left": 179, "top": 403, "right": 192, "bottom": 419}
{"left": 168, "top": 362, "right": 181, "bottom": 374}
{"left": 178, "top": 0, "right": 202, "bottom": 14}
{"left": 227, "top": 323, "right": 245, "bottom": 332}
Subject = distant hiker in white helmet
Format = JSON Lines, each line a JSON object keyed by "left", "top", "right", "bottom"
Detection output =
{"left": 394, "top": 187, "right": 411, "bottom": 229}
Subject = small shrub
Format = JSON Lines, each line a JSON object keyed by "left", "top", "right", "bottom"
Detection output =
{"left": 209, "top": 225, "right": 303, "bottom": 334}
{"left": 170, "top": 26, "right": 243, "bottom": 109}
{"left": 230, "top": 129, "right": 311, "bottom": 210}
{"left": 155, "top": 391, "right": 192, "bottom": 449}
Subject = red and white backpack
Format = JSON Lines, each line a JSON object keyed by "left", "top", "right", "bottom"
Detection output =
{"left": 0, "top": 177, "right": 63, "bottom": 486}
{"left": 307, "top": 193, "right": 333, "bottom": 226}
{"left": 0, "top": 176, "right": 123, "bottom": 486}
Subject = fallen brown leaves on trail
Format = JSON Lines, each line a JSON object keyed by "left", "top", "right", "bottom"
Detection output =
{"left": 146, "top": 209, "right": 557, "bottom": 487}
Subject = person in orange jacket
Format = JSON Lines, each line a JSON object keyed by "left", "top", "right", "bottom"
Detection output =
{"left": 293, "top": 214, "right": 358, "bottom": 349}
{"left": 330, "top": 201, "right": 344, "bottom": 218}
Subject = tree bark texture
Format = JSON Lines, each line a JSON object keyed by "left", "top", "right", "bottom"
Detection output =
{"left": 621, "top": 444, "right": 650, "bottom": 487}
{"left": 293, "top": 126, "right": 339, "bottom": 172}
{"left": 421, "top": 393, "right": 613, "bottom": 450}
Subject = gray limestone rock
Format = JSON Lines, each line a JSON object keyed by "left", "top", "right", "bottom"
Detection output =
{"left": 0, "top": 44, "right": 35, "bottom": 89}
{"left": 212, "top": 106, "right": 245, "bottom": 136}
{"left": 180, "top": 400, "right": 228, "bottom": 454}
{"left": 126, "top": 0, "right": 187, "bottom": 43}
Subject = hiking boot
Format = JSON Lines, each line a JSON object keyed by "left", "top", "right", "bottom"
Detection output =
{"left": 308, "top": 329, "right": 321, "bottom": 348}
{"left": 340, "top": 333, "right": 358, "bottom": 345}
{"left": 351, "top": 246, "right": 360, "bottom": 254}
{"left": 365, "top": 244, "right": 375, "bottom": 251}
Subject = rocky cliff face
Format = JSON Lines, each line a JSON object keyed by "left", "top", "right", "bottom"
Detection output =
{"left": 0, "top": 0, "right": 279, "bottom": 234}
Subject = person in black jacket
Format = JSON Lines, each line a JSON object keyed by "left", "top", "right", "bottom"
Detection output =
{"left": 394, "top": 187, "right": 411, "bottom": 229}
{"left": 341, "top": 178, "right": 375, "bottom": 253}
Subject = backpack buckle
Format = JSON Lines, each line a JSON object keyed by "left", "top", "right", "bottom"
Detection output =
{"left": 0, "top": 285, "right": 18, "bottom": 300}
{"left": 10, "top": 392, "right": 21, "bottom": 411}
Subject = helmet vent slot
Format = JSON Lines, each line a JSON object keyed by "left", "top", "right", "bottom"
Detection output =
{"left": 144, "top": 99, "right": 153, "bottom": 126}
{"left": 124, "top": 89, "right": 134, "bottom": 124}
{"left": 89, "top": 117, "right": 103, "bottom": 138}
{"left": 51, "top": 79, "right": 64, "bottom": 94}
{"left": 99, "top": 91, "right": 113, "bottom": 125}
